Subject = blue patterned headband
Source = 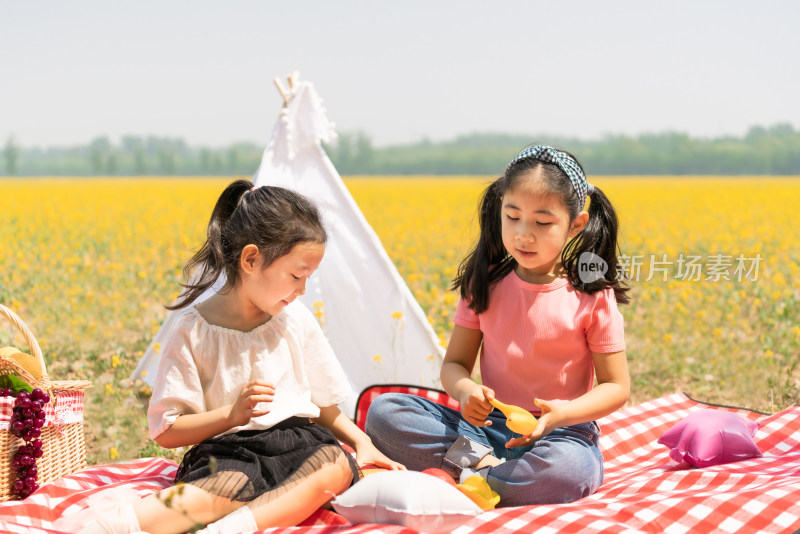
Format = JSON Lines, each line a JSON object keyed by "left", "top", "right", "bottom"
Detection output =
{"left": 507, "top": 145, "right": 595, "bottom": 208}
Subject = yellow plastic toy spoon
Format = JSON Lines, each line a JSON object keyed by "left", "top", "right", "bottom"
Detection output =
{"left": 488, "top": 396, "right": 538, "bottom": 435}
{"left": 456, "top": 475, "right": 501, "bottom": 510}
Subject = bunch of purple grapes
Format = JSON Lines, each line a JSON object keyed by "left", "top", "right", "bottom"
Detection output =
{"left": 4, "top": 387, "right": 48, "bottom": 499}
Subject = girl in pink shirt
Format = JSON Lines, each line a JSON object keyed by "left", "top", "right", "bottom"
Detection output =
{"left": 367, "top": 146, "right": 630, "bottom": 506}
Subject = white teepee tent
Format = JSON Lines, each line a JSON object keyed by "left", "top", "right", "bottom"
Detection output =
{"left": 131, "top": 77, "right": 445, "bottom": 417}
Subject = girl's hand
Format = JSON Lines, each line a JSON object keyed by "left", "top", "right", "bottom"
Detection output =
{"left": 460, "top": 384, "right": 495, "bottom": 427}
{"left": 228, "top": 380, "right": 275, "bottom": 428}
{"left": 355, "top": 441, "right": 406, "bottom": 471}
{"left": 314, "top": 405, "right": 405, "bottom": 470}
{"left": 505, "top": 398, "right": 563, "bottom": 448}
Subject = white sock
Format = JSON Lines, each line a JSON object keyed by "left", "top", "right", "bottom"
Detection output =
{"left": 196, "top": 505, "right": 258, "bottom": 534}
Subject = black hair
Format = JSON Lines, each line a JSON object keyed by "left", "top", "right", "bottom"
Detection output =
{"left": 452, "top": 149, "right": 630, "bottom": 313}
{"left": 168, "top": 179, "right": 327, "bottom": 310}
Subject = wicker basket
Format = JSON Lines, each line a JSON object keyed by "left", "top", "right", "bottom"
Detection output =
{"left": 0, "top": 304, "right": 91, "bottom": 501}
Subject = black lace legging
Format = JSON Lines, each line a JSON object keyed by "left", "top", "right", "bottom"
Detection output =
{"left": 175, "top": 418, "right": 361, "bottom": 504}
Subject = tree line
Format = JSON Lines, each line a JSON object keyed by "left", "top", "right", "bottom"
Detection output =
{"left": 1, "top": 136, "right": 264, "bottom": 177}
{"left": 3, "top": 123, "right": 800, "bottom": 177}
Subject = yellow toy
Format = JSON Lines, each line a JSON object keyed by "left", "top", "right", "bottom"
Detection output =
{"left": 488, "top": 396, "right": 538, "bottom": 435}
{"left": 456, "top": 475, "right": 501, "bottom": 510}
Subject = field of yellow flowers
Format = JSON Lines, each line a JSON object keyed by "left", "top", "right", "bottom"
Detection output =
{"left": 1, "top": 176, "right": 799, "bottom": 463}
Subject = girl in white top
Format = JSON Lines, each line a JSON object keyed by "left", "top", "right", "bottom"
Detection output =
{"left": 83, "top": 180, "right": 404, "bottom": 534}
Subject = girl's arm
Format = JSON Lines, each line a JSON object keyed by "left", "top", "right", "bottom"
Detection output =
{"left": 155, "top": 406, "right": 238, "bottom": 449}
{"left": 155, "top": 380, "right": 275, "bottom": 449}
{"left": 506, "top": 350, "right": 630, "bottom": 447}
{"left": 440, "top": 325, "right": 494, "bottom": 427}
{"left": 314, "top": 405, "right": 405, "bottom": 469}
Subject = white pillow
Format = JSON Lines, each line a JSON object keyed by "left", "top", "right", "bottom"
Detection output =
{"left": 332, "top": 470, "right": 483, "bottom": 532}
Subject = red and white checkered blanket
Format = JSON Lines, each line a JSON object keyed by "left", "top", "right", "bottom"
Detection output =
{"left": 1, "top": 393, "right": 799, "bottom": 533}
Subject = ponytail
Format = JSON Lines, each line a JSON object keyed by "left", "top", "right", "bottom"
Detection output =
{"left": 168, "top": 179, "right": 252, "bottom": 310}
{"left": 562, "top": 186, "right": 630, "bottom": 304}
{"left": 452, "top": 179, "right": 515, "bottom": 313}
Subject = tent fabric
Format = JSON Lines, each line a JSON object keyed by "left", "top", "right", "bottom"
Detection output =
{"left": 2, "top": 393, "right": 799, "bottom": 533}
{"left": 131, "top": 81, "right": 445, "bottom": 417}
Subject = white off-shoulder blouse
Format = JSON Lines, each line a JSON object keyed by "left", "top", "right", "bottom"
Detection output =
{"left": 147, "top": 300, "right": 353, "bottom": 440}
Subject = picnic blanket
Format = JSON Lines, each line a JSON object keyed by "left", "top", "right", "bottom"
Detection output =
{"left": 1, "top": 393, "right": 799, "bottom": 533}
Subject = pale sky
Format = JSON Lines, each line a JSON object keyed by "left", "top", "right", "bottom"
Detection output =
{"left": 2, "top": 1, "right": 798, "bottom": 148}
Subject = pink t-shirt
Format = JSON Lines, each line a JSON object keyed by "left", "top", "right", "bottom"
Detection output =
{"left": 454, "top": 271, "right": 625, "bottom": 415}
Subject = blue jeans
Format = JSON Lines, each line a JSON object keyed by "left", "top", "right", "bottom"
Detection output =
{"left": 365, "top": 392, "right": 604, "bottom": 507}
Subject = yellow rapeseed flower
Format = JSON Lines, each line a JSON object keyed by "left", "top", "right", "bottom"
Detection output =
{"left": 2, "top": 176, "right": 799, "bottom": 456}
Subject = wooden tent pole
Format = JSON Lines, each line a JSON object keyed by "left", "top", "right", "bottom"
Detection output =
{"left": 273, "top": 78, "right": 290, "bottom": 106}
{"left": 287, "top": 70, "right": 299, "bottom": 89}
{"left": 274, "top": 70, "right": 301, "bottom": 107}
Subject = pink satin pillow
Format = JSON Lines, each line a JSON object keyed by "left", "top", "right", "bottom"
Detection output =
{"left": 658, "top": 409, "right": 762, "bottom": 467}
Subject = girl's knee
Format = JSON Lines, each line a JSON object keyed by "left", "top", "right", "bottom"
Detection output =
{"left": 315, "top": 460, "right": 354, "bottom": 496}
{"left": 491, "top": 443, "right": 603, "bottom": 506}
{"left": 364, "top": 393, "right": 405, "bottom": 435}
{"left": 535, "top": 461, "right": 600, "bottom": 502}
{"left": 493, "top": 467, "right": 599, "bottom": 506}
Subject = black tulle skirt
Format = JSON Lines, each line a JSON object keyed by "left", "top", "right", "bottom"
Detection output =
{"left": 175, "top": 417, "right": 362, "bottom": 502}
